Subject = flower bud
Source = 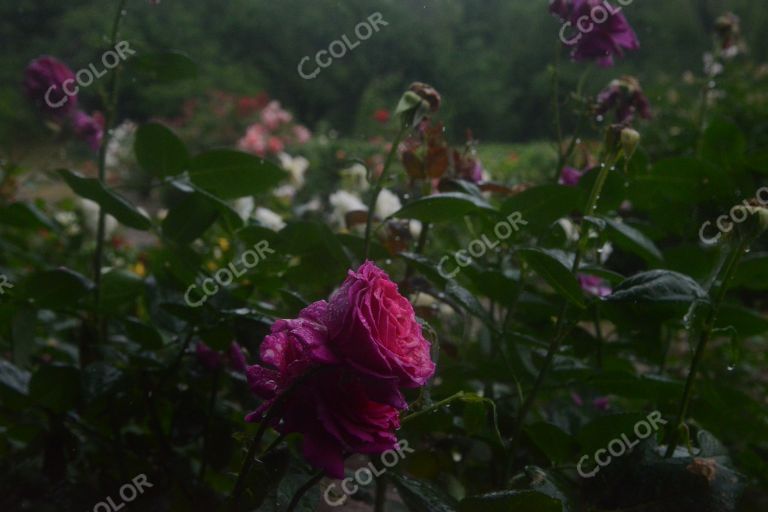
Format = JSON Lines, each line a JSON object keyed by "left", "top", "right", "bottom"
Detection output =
{"left": 408, "top": 82, "right": 441, "bottom": 112}
{"left": 395, "top": 83, "right": 441, "bottom": 128}
{"left": 620, "top": 127, "right": 641, "bottom": 159}
{"left": 733, "top": 199, "right": 768, "bottom": 241}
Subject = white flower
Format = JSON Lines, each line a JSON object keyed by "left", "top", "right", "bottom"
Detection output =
{"left": 278, "top": 153, "right": 309, "bottom": 188}
{"left": 105, "top": 121, "right": 137, "bottom": 171}
{"left": 409, "top": 220, "right": 423, "bottom": 239}
{"left": 599, "top": 242, "right": 613, "bottom": 264}
{"left": 557, "top": 218, "right": 580, "bottom": 243}
{"left": 234, "top": 197, "right": 255, "bottom": 221}
{"left": 295, "top": 197, "right": 322, "bottom": 216}
{"left": 329, "top": 190, "right": 367, "bottom": 228}
{"left": 79, "top": 198, "right": 117, "bottom": 238}
{"left": 374, "top": 188, "right": 402, "bottom": 219}
{"left": 253, "top": 207, "right": 286, "bottom": 231}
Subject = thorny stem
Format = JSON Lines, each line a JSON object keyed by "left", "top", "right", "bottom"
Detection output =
{"left": 363, "top": 124, "right": 407, "bottom": 260}
{"left": 664, "top": 238, "right": 748, "bottom": 457}
{"left": 512, "top": 153, "right": 618, "bottom": 450}
{"left": 89, "top": 0, "right": 129, "bottom": 361}
{"left": 285, "top": 471, "right": 325, "bottom": 512}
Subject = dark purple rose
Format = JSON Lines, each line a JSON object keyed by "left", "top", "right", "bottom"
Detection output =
{"left": 70, "top": 110, "right": 104, "bottom": 152}
{"left": 23, "top": 56, "right": 78, "bottom": 115}
{"left": 228, "top": 342, "right": 248, "bottom": 373}
{"left": 555, "top": 0, "right": 640, "bottom": 67}
{"left": 246, "top": 301, "right": 400, "bottom": 478}
{"left": 596, "top": 76, "right": 652, "bottom": 125}
{"left": 326, "top": 261, "right": 435, "bottom": 389}
{"left": 559, "top": 166, "right": 584, "bottom": 187}
{"left": 196, "top": 342, "right": 223, "bottom": 370}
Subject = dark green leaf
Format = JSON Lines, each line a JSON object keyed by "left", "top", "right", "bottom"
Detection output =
{"left": 162, "top": 192, "right": 219, "bottom": 243}
{"left": 605, "top": 270, "right": 708, "bottom": 304}
{"left": 29, "top": 364, "right": 80, "bottom": 413}
{"left": 391, "top": 473, "right": 458, "bottom": 512}
{"left": 134, "top": 123, "right": 190, "bottom": 177}
{"left": 19, "top": 268, "right": 92, "bottom": 309}
{"left": 500, "top": 185, "right": 582, "bottom": 230}
{"left": 394, "top": 193, "right": 495, "bottom": 223}
{"left": 100, "top": 269, "right": 144, "bottom": 312}
{"left": 602, "top": 217, "right": 663, "bottom": 264}
{"left": 459, "top": 491, "right": 562, "bottom": 512}
{"left": 58, "top": 170, "right": 152, "bottom": 230}
{"left": 518, "top": 248, "right": 585, "bottom": 309}
{"left": 189, "top": 150, "right": 287, "bottom": 199}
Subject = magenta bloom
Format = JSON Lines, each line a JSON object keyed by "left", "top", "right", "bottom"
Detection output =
{"left": 196, "top": 342, "right": 223, "bottom": 370}
{"left": 70, "top": 110, "right": 104, "bottom": 152}
{"left": 23, "top": 56, "right": 78, "bottom": 115}
{"left": 579, "top": 274, "right": 612, "bottom": 297}
{"left": 327, "top": 261, "right": 436, "bottom": 389}
{"left": 559, "top": 166, "right": 584, "bottom": 187}
{"left": 246, "top": 301, "right": 400, "bottom": 478}
{"left": 593, "top": 396, "right": 611, "bottom": 410}
{"left": 196, "top": 341, "right": 249, "bottom": 373}
{"left": 552, "top": 0, "right": 639, "bottom": 67}
{"left": 596, "top": 76, "right": 651, "bottom": 125}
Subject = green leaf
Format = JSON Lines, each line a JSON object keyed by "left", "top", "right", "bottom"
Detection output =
{"left": 459, "top": 491, "right": 562, "bottom": 512}
{"left": 189, "top": 150, "right": 287, "bottom": 199}
{"left": 134, "top": 123, "right": 190, "bottom": 177}
{"left": 0, "top": 360, "right": 30, "bottom": 397}
{"left": 605, "top": 270, "right": 708, "bottom": 305}
{"left": 100, "top": 269, "right": 144, "bottom": 312}
{"left": 601, "top": 217, "right": 663, "bottom": 264}
{"left": 525, "top": 422, "right": 578, "bottom": 464}
{"left": 128, "top": 50, "right": 197, "bottom": 83}
{"left": 393, "top": 193, "right": 495, "bottom": 223}
{"left": 0, "top": 203, "right": 57, "bottom": 231}
{"left": 82, "top": 363, "right": 123, "bottom": 402}
{"left": 11, "top": 307, "right": 36, "bottom": 366}
{"left": 518, "top": 248, "right": 585, "bottom": 309}
{"left": 123, "top": 318, "right": 164, "bottom": 349}
{"left": 58, "top": 170, "right": 152, "bottom": 230}
{"left": 391, "top": 473, "right": 458, "bottom": 512}
{"left": 29, "top": 364, "right": 80, "bottom": 413}
{"left": 500, "top": 185, "right": 582, "bottom": 230}
{"left": 19, "top": 268, "right": 92, "bottom": 309}
{"left": 162, "top": 192, "right": 219, "bottom": 243}
{"left": 732, "top": 252, "right": 768, "bottom": 290}
{"left": 701, "top": 118, "right": 746, "bottom": 170}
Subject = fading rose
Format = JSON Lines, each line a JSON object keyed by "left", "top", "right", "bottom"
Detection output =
{"left": 23, "top": 55, "right": 78, "bottom": 115}
{"left": 326, "top": 261, "right": 435, "bottom": 388}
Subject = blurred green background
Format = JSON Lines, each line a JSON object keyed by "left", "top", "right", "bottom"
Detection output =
{"left": 1, "top": 0, "right": 766, "bottom": 147}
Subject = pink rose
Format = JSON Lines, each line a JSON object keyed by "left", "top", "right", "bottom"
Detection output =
{"left": 326, "top": 261, "right": 435, "bottom": 388}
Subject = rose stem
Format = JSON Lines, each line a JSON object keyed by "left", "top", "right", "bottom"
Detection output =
{"left": 664, "top": 238, "right": 747, "bottom": 457}
{"left": 363, "top": 124, "right": 407, "bottom": 260}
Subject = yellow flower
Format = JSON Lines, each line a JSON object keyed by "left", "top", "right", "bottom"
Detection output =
{"left": 132, "top": 261, "right": 146, "bottom": 277}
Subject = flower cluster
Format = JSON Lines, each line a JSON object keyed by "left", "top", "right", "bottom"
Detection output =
{"left": 23, "top": 56, "right": 104, "bottom": 151}
{"left": 595, "top": 75, "right": 652, "bottom": 126}
{"left": 237, "top": 100, "right": 312, "bottom": 157}
{"left": 550, "top": 0, "right": 639, "bottom": 67}
{"left": 246, "top": 261, "right": 435, "bottom": 477}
